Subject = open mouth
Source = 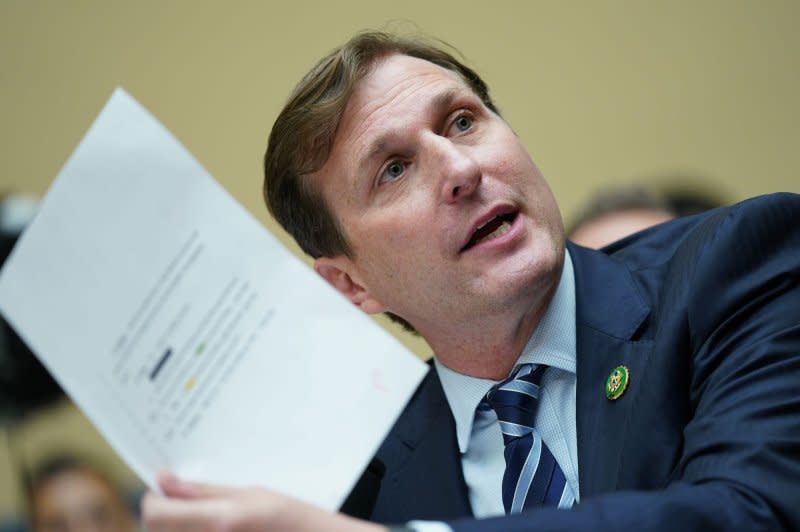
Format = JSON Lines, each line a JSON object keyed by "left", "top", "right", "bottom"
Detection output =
{"left": 461, "top": 211, "right": 518, "bottom": 252}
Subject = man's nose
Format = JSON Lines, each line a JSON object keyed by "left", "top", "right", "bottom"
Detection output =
{"left": 429, "top": 136, "right": 481, "bottom": 203}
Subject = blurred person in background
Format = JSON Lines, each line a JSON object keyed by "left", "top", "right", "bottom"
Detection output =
{"left": 568, "top": 181, "right": 727, "bottom": 249}
{"left": 27, "top": 455, "right": 137, "bottom": 532}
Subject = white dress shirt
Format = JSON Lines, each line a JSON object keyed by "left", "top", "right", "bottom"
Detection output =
{"left": 409, "top": 250, "right": 579, "bottom": 531}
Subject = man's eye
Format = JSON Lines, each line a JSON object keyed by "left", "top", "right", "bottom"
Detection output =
{"left": 379, "top": 160, "right": 405, "bottom": 184}
{"left": 453, "top": 115, "right": 472, "bottom": 132}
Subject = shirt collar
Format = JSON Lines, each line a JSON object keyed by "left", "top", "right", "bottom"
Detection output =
{"left": 435, "top": 249, "right": 577, "bottom": 453}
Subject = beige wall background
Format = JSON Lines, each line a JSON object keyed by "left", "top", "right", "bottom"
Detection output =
{"left": 1, "top": 0, "right": 798, "bottom": 521}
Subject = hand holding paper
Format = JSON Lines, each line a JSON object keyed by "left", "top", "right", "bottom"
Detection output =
{"left": 142, "top": 472, "right": 386, "bottom": 532}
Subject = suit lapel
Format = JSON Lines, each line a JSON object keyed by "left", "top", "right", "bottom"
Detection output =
{"left": 373, "top": 365, "right": 473, "bottom": 521}
{"left": 568, "top": 243, "right": 653, "bottom": 498}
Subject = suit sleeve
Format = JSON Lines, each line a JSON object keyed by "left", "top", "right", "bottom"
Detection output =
{"left": 448, "top": 193, "right": 800, "bottom": 532}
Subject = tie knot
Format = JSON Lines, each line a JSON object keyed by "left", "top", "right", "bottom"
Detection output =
{"left": 481, "top": 364, "right": 546, "bottom": 440}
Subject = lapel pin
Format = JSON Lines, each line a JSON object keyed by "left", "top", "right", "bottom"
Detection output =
{"left": 605, "top": 365, "right": 630, "bottom": 400}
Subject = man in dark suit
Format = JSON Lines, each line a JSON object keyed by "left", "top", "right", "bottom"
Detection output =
{"left": 142, "top": 32, "right": 800, "bottom": 532}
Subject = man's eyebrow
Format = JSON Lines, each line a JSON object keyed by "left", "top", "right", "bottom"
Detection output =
{"left": 356, "top": 88, "right": 464, "bottom": 175}
{"left": 430, "top": 87, "right": 460, "bottom": 115}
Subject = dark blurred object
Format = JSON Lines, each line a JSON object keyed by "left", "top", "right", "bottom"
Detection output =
{"left": 0, "top": 194, "right": 64, "bottom": 423}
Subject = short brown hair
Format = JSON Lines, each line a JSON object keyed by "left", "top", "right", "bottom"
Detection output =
{"left": 263, "top": 32, "right": 498, "bottom": 332}
{"left": 263, "top": 31, "right": 498, "bottom": 259}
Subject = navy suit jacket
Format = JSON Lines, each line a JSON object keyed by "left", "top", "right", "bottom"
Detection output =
{"left": 343, "top": 193, "right": 800, "bottom": 531}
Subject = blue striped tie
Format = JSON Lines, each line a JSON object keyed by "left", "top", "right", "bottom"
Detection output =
{"left": 480, "top": 363, "right": 575, "bottom": 513}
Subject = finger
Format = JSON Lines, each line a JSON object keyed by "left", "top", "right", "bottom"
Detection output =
{"left": 142, "top": 490, "right": 229, "bottom": 532}
{"left": 158, "top": 471, "right": 233, "bottom": 499}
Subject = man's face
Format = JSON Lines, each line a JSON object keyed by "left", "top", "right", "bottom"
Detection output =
{"left": 313, "top": 54, "right": 564, "bottom": 341}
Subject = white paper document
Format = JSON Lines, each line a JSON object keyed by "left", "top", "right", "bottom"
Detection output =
{"left": 0, "top": 88, "right": 427, "bottom": 510}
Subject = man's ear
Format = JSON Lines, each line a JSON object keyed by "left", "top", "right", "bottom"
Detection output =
{"left": 314, "top": 256, "right": 387, "bottom": 315}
